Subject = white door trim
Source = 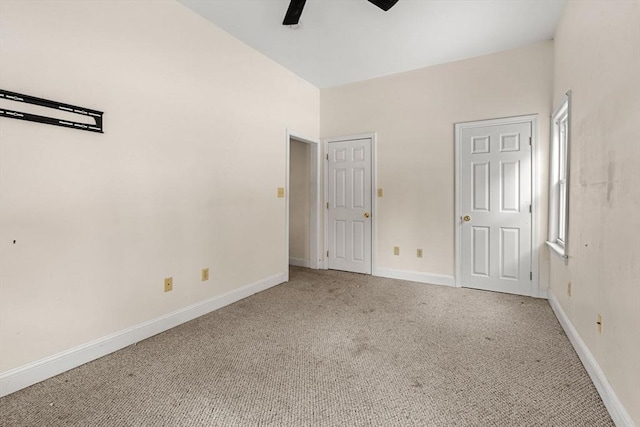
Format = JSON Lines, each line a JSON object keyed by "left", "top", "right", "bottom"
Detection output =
{"left": 454, "top": 115, "right": 542, "bottom": 297}
{"left": 323, "top": 133, "right": 377, "bottom": 274}
{"left": 286, "top": 130, "right": 322, "bottom": 279}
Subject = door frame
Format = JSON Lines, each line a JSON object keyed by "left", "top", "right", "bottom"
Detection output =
{"left": 323, "top": 133, "right": 377, "bottom": 274}
{"left": 454, "top": 115, "right": 543, "bottom": 297}
{"left": 285, "top": 130, "right": 322, "bottom": 279}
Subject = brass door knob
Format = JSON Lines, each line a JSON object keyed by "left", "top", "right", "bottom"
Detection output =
{"left": 364, "top": 212, "right": 371, "bottom": 218}
{"left": 463, "top": 215, "right": 471, "bottom": 222}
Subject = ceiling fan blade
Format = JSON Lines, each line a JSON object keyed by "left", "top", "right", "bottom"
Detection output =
{"left": 367, "top": 0, "right": 399, "bottom": 12}
{"left": 283, "top": 0, "right": 307, "bottom": 25}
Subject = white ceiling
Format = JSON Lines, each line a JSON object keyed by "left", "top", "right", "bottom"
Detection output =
{"left": 178, "top": 0, "right": 566, "bottom": 88}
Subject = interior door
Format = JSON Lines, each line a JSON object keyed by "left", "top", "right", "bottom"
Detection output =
{"left": 460, "top": 121, "right": 532, "bottom": 295}
{"left": 327, "top": 138, "right": 372, "bottom": 274}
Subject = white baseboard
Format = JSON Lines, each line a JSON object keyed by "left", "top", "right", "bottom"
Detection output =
{"left": 536, "top": 287, "right": 549, "bottom": 299}
{"left": 289, "top": 257, "right": 310, "bottom": 268}
{"left": 0, "top": 272, "right": 287, "bottom": 398}
{"left": 548, "top": 291, "right": 636, "bottom": 427}
{"left": 374, "top": 268, "right": 455, "bottom": 287}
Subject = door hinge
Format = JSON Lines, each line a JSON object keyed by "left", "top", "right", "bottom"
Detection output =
{"left": 529, "top": 204, "right": 532, "bottom": 213}
{"left": 326, "top": 202, "right": 329, "bottom": 209}
{"left": 327, "top": 250, "right": 329, "bottom": 257}
{"left": 326, "top": 153, "right": 329, "bottom": 160}
{"left": 530, "top": 272, "right": 533, "bottom": 280}
{"left": 529, "top": 137, "right": 532, "bottom": 146}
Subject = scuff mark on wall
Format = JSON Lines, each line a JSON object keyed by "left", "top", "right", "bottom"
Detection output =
{"left": 606, "top": 155, "right": 615, "bottom": 205}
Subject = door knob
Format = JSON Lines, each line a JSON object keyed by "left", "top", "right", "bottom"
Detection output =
{"left": 463, "top": 215, "right": 471, "bottom": 222}
{"left": 364, "top": 212, "right": 370, "bottom": 218}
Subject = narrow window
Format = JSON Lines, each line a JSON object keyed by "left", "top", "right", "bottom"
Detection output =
{"left": 548, "top": 92, "right": 571, "bottom": 259}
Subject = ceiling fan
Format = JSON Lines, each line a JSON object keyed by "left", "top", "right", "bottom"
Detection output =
{"left": 283, "top": 0, "right": 400, "bottom": 25}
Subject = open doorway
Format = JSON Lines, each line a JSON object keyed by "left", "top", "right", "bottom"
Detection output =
{"left": 285, "top": 131, "right": 321, "bottom": 279}
{"left": 289, "top": 138, "right": 311, "bottom": 267}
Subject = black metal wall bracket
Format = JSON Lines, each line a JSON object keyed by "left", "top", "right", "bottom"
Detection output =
{"left": 0, "top": 89, "right": 103, "bottom": 133}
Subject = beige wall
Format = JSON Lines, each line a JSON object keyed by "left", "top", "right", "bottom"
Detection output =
{"left": 289, "top": 139, "right": 310, "bottom": 263}
{"left": 551, "top": 1, "right": 640, "bottom": 424}
{"left": 321, "top": 42, "right": 553, "bottom": 281}
{"left": 0, "top": 0, "right": 319, "bottom": 373}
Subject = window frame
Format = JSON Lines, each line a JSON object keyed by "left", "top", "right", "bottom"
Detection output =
{"left": 547, "top": 92, "right": 571, "bottom": 260}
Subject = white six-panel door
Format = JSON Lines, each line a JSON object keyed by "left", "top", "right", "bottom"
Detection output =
{"left": 327, "top": 138, "right": 372, "bottom": 274}
{"left": 460, "top": 121, "right": 532, "bottom": 295}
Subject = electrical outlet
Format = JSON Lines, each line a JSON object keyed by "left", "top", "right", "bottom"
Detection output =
{"left": 567, "top": 282, "right": 572, "bottom": 296}
{"left": 393, "top": 246, "right": 400, "bottom": 256}
{"left": 596, "top": 313, "right": 603, "bottom": 334}
{"left": 417, "top": 248, "right": 423, "bottom": 258}
{"left": 164, "top": 277, "right": 173, "bottom": 293}
{"left": 377, "top": 188, "right": 384, "bottom": 197}
{"left": 277, "top": 187, "right": 285, "bottom": 198}
{"left": 202, "top": 268, "right": 209, "bottom": 281}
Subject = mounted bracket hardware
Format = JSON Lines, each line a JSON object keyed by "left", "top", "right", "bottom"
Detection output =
{"left": 0, "top": 89, "right": 103, "bottom": 133}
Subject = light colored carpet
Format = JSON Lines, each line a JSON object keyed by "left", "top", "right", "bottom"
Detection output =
{"left": 0, "top": 267, "right": 613, "bottom": 426}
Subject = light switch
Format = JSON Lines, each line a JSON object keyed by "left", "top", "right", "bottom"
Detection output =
{"left": 377, "top": 188, "right": 384, "bottom": 197}
{"left": 277, "top": 187, "right": 285, "bottom": 198}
